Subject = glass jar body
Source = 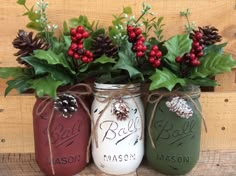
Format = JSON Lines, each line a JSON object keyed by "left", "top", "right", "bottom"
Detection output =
{"left": 91, "top": 83, "right": 144, "bottom": 175}
{"left": 33, "top": 97, "right": 90, "bottom": 176}
{"left": 145, "top": 87, "right": 202, "bottom": 175}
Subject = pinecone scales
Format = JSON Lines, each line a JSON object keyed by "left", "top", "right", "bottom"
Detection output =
{"left": 91, "top": 34, "right": 118, "bottom": 59}
{"left": 190, "top": 26, "right": 222, "bottom": 46}
{"left": 12, "top": 30, "right": 49, "bottom": 66}
{"left": 54, "top": 94, "right": 78, "bottom": 118}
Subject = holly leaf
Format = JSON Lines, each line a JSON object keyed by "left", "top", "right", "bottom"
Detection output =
{"left": 149, "top": 68, "right": 186, "bottom": 91}
{"left": 0, "top": 67, "right": 30, "bottom": 79}
{"left": 164, "top": 34, "right": 192, "bottom": 72}
{"left": 204, "top": 43, "right": 227, "bottom": 55}
{"left": 29, "top": 74, "right": 64, "bottom": 98}
{"left": 5, "top": 76, "right": 32, "bottom": 96}
{"left": 190, "top": 52, "right": 236, "bottom": 78}
{"left": 79, "top": 56, "right": 116, "bottom": 73}
{"left": 93, "top": 56, "right": 116, "bottom": 64}
{"left": 186, "top": 77, "right": 218, "bottom": 87}
{"left": 83, "top": 38, "right": 93, "bottom": 49}
{"left": 34, "top": 49, "right": 74, "bottom": 73}
{"left": 17, "top": 0, "right": 26, "bottom": 5}
{"left": 22, "top": 56, "right": 75, "bottom": 84}
{"left": 114, "top": 50, "right": 144, "bottom": 80}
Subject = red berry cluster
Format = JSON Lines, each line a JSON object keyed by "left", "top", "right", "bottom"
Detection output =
{"left": 175, "top": 31, "right": 204, "bottom": 67}
{"left": 127, "top": 26, "right": 147, "bottom": 57}
{"left": 148, "top": 45, "right": 163, "bottom": 68}
{"left": 67, "top": 26, "right": 93, "bottom": 63}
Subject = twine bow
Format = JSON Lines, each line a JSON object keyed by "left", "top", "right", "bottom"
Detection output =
{"left": 92, "top": 84, "right": 144, "bottom": 148}
{"left": 147, "top": 87, "right": 208, "bottom": 149}
{"left": 35, "top": 83, "right": 92, "bottom": 176}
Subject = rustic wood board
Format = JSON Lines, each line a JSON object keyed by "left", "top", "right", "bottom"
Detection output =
{"left": 0, "top": 0, "right": 236, "bottom": 91}
{"left": 0, "top": 92, "right": 236, "bottom": 153}
{"left": 0, "top": 150, "right": 236, "bottom": 176}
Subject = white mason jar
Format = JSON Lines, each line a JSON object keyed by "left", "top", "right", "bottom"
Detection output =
{"left": 91, "top": 83, "right": 144, "bottom": 175}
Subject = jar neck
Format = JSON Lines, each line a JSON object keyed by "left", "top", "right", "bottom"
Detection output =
{"left": 93, "top": 83, "right": 141, "bottom": 98}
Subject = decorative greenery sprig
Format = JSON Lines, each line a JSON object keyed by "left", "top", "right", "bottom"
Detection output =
{"left": 17, "top": 0, "right": 58, "bottom": 45}
{"left": 180, "top": 8, "right": 196, "bottom": 34}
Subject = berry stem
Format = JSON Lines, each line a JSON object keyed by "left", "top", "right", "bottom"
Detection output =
{"left": 23, "top": 4, "right": 30, "bottom": 11}
{"left": 135, "top": 4, "right": 151, "bottom": 25}
{"left": 73, "top": 59, "right": 79, "bottom": 73}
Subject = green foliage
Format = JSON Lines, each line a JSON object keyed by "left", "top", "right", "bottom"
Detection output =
{"left": 153, "top": 17, "right": 165, "bottom": 41}
{"left": 180, "top": 8, "right": 195, "bottom": 33}
{"left": 164, "top": 34, "right": 192, "bottom": 73}
{"left": 2, "top": 2, "right": 235, "bottom": 97}
{"left": 33, "top": 49, "right": 73, "bottom": 73}
{"left": 69, "top": 15, "right": 97, "bottom": 32}
{"left": 16, "top": 0, "right": 26, "bottom": 5}
{"left": 79, "top": 56, "right": 116, "bottom": 73}
{"left": 186, "top": 77, "right": 217, "bottom": 87}
{"left": 149, "top": 68, "right": 186, "bottom": 91}
{"left": 190, "top": 52, "right": 236, "bottom": 78}
{"left": 123, "top": 6, "right": 132, "bottom": 15}
{"left": 21, "top": 56, "right": 75, "bottom": 84}
{"left": 113, "top": 40, "right": 144, "bottom": 81}
{"left": 203, "top": 43, "right": 227, "bottom": 55}
{"left": 29, "top": 74, "right": 63, "bottom": 98}
{"left": 114, "top": 51, "right": 143, "bottom": 81}
{"left": 0, "top": 67, "right": 30, "bottom": 79}
{"left": 0, "top": 67, "right": 34, "bottom": 96}
{"left": 5, "top": 76, "right": 32, "bottom": 96}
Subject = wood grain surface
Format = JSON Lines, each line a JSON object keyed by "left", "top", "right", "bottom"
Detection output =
{"left": 0, "top": 151, "right": 236, "bottom": 176}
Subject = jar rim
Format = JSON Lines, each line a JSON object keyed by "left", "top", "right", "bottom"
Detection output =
{"left": 94, "top": 82, "right": 141, "bottom": 90}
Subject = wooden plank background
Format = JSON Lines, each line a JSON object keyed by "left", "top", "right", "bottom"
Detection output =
{"left": 0, "top": 0, "right": 236, "bottom": 153}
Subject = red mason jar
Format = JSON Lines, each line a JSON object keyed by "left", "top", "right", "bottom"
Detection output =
{"left": 33, "top": 94, "right": 90, "bottom": 176}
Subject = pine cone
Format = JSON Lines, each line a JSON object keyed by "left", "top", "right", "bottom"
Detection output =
{"left": 111, "top": 97, "right": 129, "bottom": 121}
{"left": 191, "top": 26, "right": 222, "bottom": 46}
{"left": 91, "top": 34, "right": 118, "bottom": 59}
{"left": 12, "top": 30, "right": 49, "bottom": 66}
{"left": 166, "top": 96, "right": 193, "bottom": 119}
{"left": 54, "top": 94, "right": 78, "bottom": 118}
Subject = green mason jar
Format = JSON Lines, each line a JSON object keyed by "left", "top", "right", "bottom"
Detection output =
{"left": 145, "top": 85, "right": 204, "bottom": 175}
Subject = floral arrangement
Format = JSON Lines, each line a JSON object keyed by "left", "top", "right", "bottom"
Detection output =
{"left": 0, "top": 0, "right": 235, "bottom": 98}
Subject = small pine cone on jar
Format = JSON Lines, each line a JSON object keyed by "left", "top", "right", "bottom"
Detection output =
{"left": 54, "top": 94, "right": 78, "bottom": 118}
{"left": 111, "top": 97, "right": 129, "bottom": 121}
{"left": 166, "top": 96, "right": 193, "bottom": 119}
{"left": 12, "top": 30, "right": 49, "bottom": 66}
{"left": 91, "top": 34, "right": 118, "bottom": 59}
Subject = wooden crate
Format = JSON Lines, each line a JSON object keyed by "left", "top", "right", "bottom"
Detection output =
{"left": 0, "top": 0, "right": 236, "bottom": 175}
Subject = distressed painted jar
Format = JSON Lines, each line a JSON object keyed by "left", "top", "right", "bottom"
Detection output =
{"left": 145, "top": 85, "right": 204, "bottom": 175}
{"left": 91, "top": 83, "right": 144, "bottom": 175}
{"left": 33, "top": 87, "right": 91, "bottom": 176}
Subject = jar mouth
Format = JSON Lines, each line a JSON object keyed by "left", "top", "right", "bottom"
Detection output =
{"left": 94, "top": 82, "right": 141, "bottom": 90}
